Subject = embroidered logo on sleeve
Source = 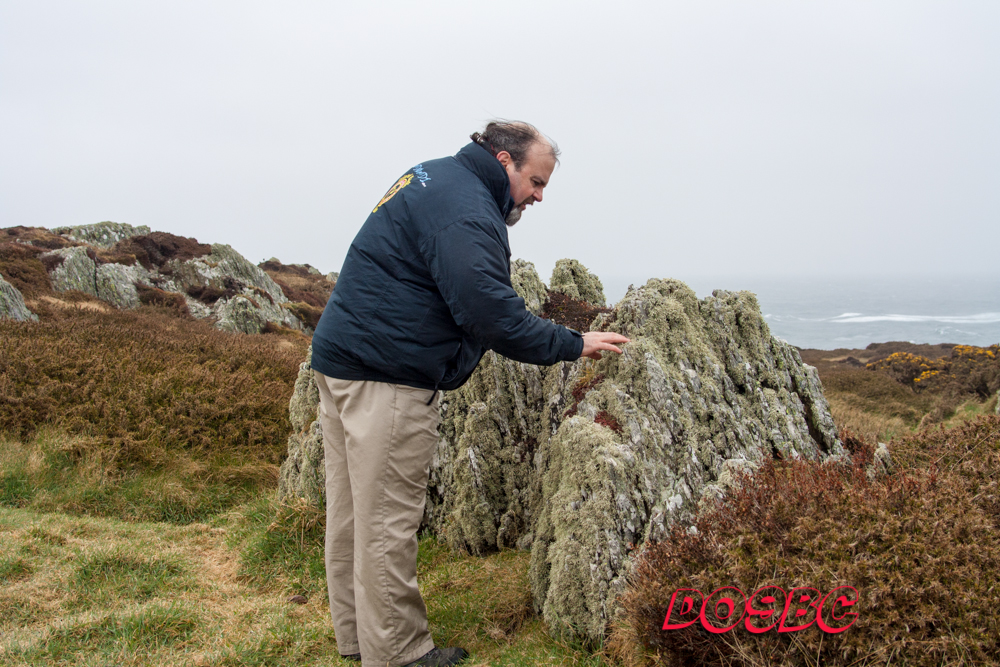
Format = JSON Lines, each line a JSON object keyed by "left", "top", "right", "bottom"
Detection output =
{"left": 373, "top": 173, "right": 414, "bottom": 213}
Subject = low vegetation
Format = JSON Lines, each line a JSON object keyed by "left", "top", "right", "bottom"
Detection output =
{"left": 611, "top": 417, "right": 1000, "bottom": 666}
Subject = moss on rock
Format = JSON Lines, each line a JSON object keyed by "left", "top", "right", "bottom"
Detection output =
{"left": 0, "top": 273, "right": 38, "bottom": 322}
{"left": 550, "top": 259, "right": 606, "bottom": 307}
{"left": 277, "top": 346, "right": 326, "bottom": 506}
{"left": 42, "top": 246, "right": 99, "bottom": 297}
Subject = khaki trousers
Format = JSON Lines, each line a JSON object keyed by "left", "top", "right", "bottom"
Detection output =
{"left": 316, "top": 372, "right": 439, "bottom": 667}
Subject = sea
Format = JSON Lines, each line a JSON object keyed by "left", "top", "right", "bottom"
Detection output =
{"left": 601, "top": 273, "right": 1000, "bottom": 351}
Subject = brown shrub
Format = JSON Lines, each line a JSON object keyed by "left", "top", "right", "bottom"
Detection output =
{"left": 0, "top": 306, "right": 308, "bottom": 469}
{"left": 111, "top": 232, "right": 211, "bottom": 271}
{"left": 2, "top": 226, "right": 76, "bottom": 250}
{"left": 259, "top": 259, "right": 334, "bottom": 309}
{"left": 282, "top": 301, "right": 324, "bottom": 329}
{"left": 614, "top": 417, "right": 1000, "bottom": 666}
{"left": 0, "top": 242, "right": 52, "bottom": 296}
{"left": 185, "top": 283, "right": 237, "bottom": 305}
{"left": 136, "top": 285, "right": 191, "bottom": 317}
{"left": 540, "top": 290, "right": 610, "bottom": 331}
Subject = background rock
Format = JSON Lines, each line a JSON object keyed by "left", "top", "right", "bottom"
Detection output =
{"left": 95, "top": 262, "right": 148, "bottom": 309}
{"left": 0, "top": 273, "right": 38, "bottom": 322}
{"left": 53, "top": 221, "right": 151, "bottom": 248}
{"left": 42, "top": 246, "right": 99, "bottom": 297}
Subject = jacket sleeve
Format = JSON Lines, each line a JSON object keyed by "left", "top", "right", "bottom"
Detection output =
{"left": 420, "top": 218, "right": 584, "bottom": 366}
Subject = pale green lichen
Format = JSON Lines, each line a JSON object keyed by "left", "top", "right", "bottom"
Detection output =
{"left": 53, "top": 221, "right": 151, "bottom": 248}
{"left": 95, "top": 263, "right": 147, "bottom": 309}
{"left": 278, "top": 346, "right": 326, "bottom": 507}
{"left": 510, "top": 259, "right": 548, "bottom": 315}
{"left": 550, "top": 259, "right": 606, "bottom": 307}
{"left": 0, "top": 274, "right": 38, "bottom": 322}
{"left": 42, "top": 246, "right": 99, "bottom": 297}
{"left": 215, "top": 295, "right": 266, "bottom": 334}
{"left": 526, "top": 278, "right": 842, "bottom": 641}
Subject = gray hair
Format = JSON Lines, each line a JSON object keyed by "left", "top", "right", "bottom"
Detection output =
{"left": 470, "top": 120, "right": 560, "bottom": 168}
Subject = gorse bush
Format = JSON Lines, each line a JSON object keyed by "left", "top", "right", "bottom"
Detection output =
{"left": 613, "top": 416, "right": 1000, "bottom": 666}
{"left": 868, "top": 345, "right": 1000, "bottom": 398}
{"left": 0, "top": 305, "right": 307, "bottom": 468}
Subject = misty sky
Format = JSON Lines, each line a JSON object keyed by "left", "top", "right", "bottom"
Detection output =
{"left": 2, "top": 1, "right": 998, "bottom": 303}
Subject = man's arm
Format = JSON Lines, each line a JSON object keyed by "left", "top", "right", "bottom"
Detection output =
{"left": 421, "top": 218, "right": 584, "bottom": 365}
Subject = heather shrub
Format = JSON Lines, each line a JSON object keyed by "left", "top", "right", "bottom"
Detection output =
{"left": 613, "top": 416, "right": 1000, "bottom": 666}
{"left": 0, "top": 242, "right": 52, "bottom": 296}
{"left": 0, "top": 306, "right": 307, "bottom": 468}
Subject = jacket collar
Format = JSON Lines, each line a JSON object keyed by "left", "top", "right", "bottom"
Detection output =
{"left": 455, "top": 142, "right": 515, "bottom": 220}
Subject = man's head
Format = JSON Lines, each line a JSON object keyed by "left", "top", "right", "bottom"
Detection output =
{"left": 470, "top": 121, "right": 559, "bottom": 226}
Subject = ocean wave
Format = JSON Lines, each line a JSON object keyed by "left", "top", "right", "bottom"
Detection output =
{"left": 829, "top": 312, "right": 1000, "bottom": 324}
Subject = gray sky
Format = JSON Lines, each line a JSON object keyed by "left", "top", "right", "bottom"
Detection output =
{"left": 3, "top": 1, "right": 998, "bottom": 303}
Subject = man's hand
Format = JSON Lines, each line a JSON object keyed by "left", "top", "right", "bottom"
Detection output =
{"left": 580, "top": 331, "right": 631, "bottom": 360}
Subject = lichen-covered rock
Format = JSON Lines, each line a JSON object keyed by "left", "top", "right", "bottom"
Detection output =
{"left": 550, "top": 259, "right": 606, "bottom": 307}
{"left": 95, "top": 262, "right": 149, "bottom": 309}
{"left": 277, "top": 346, "right": 326, "bottom": 506}
{"left": 42, "top": 246, "right": 99, "bottom": 297}
{"left": 0, "top": 273, "right": 38, "bottom": 322}
{"left": 158, "top": 243, "right": 300, "bottom": 331}
{"left": 527, "top": 279, "right": 842, "bottom": 641}
{"left": 426, "top": 351, "right": 547, "bottom": 553}
{"left": 216, "top": 295, "right": 266, "bottom": 334}
{"left": 510, "top": 259, "right": 548, "bottom": 316}
{"left": 54, "top": 221, "right": 151, "bottom": 248}
{"left": 274, "top": 262, "right": 844, "bottom": 646}
{"left": 424, "top": 260, "right": 552, "bottom": 552}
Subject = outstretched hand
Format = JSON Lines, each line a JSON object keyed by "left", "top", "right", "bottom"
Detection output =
{"left": 580, "top": 331, "right": 631, "bottom": 360}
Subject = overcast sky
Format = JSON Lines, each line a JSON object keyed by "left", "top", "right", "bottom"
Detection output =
{"left": 2, "top": 1, "right": 998, "bottom": 302}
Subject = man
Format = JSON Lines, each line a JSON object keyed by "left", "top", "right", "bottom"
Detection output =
{"left": 311, "top": 121, "right": 630, "bottom": 667}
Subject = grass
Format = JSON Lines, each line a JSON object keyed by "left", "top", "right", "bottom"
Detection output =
{"left": 0, "top": 428, "right": 272, "bottom": 524}
{"left": 0, "top": 474, "right": 616, "bottom": 667}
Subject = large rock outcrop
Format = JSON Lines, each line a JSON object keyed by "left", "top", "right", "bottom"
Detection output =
{"left": 0, "top": 273, "right": 38, "bottom": 322}
{"left": 276, "top": 260, "right": 842, "bottom": 644}
{"left": 31, "top": 226, "right": 306, "bottom": 333}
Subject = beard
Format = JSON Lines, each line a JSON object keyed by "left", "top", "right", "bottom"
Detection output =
{"left": 506, "top": 198, "right": 532, "bottom": 226}
{"left": 505, "top": 205, "right": 522, "bottom": 227}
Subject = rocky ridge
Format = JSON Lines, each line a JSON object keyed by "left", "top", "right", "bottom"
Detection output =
{"left": 1, "top": 222, "right": 335, "bottom": 334}
{"left": 277, "top": 258, "right": 843, "bottom": 643}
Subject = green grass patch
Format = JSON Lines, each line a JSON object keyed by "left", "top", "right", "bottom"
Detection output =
{"left": 73, "top": 550, "right": 189, "bottom": 607}
{"left": 233, "top": 495, "right": 327, "bottom": 597}
{"left": 10, "top": 603, "right": 199, "bottom": 663}
{"left": 0, "top": 429, "right": 270, "bottom": 524}
{"left": 206, "top": 615, "right": 339, "bottom": 667}
{"left": 0, "top": 470, "right": 33, "bottom": 507}
{"left": 0, "top": 556, "right": 32, "bottom": 583}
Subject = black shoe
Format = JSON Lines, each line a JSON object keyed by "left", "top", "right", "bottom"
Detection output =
{"left": 402, "top": 647, "right": 468, "bottom": 666}
{"left": 340, "top": 653, "right": 361, "bottom": 662}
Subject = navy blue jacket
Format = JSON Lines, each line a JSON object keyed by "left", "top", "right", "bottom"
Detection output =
{"left": 311, "top": 142, "right": 584, "bottom": 391}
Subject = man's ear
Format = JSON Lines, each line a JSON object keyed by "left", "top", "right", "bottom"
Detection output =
{"left": 495, "top": 150, "right": 512, "bottom": 169}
